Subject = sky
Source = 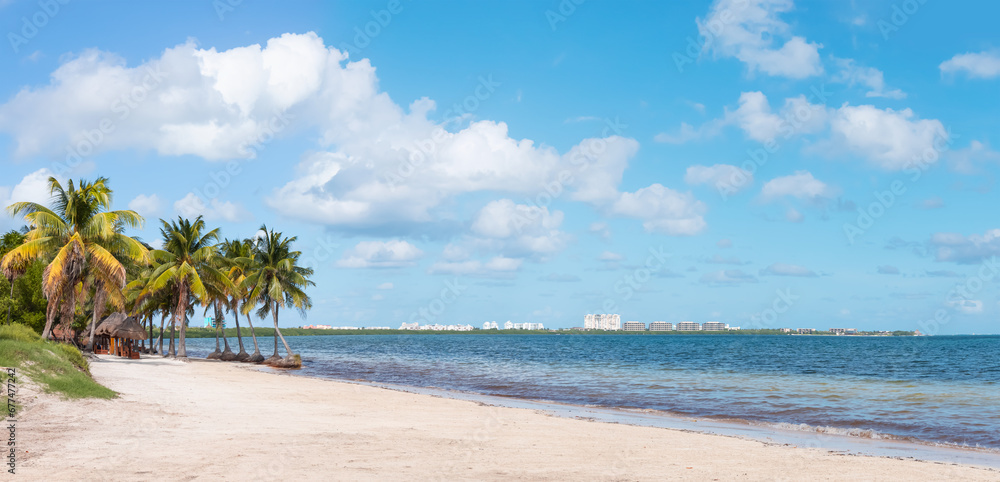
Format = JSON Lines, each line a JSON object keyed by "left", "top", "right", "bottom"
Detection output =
{"left": 1, "top": 0, "right": 999, "bottom": 334}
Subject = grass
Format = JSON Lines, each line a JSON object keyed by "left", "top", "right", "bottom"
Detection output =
{"left": 0, "top": 323, "right": 116, "bottom": 400}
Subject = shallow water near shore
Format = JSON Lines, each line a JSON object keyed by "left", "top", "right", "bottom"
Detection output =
{"left": 182, "top": 333, "right": 1000, "bottom": 454}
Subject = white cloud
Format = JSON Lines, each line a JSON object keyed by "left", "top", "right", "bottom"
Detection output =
{"left": 939, "top": 51, "right": 1000, "bottom": 79}
{"left": 831, "top": 57, "right": 906, "bottom": 99}
{"left": 699, "top": 269, "right": 758, "bottom": 285}
{"left": 697, "top": 0, "right": 823, "bottom": 79}
{"left": 947, "top": 140, "right": 1000, "bottom": 174}
{"left": 685, "top": 164, "right": 754, "bottom": 193}
{"left": 610, "top": 184, "right": 707, "bottom": 236}
{"left": 336, "top": 240, "right": 424, "bottom": 268}
{"left": 599, "top": 251, "right": 624, "bottom": 261}
{"left": 128, "top": 194, "right": 162, "bottom": 216}
{"left": 785, "top": 207, "right": 804, "bottom": 223}
{"left": 470, "top": 199, "right": 569, "bottom": 256}
{"left": 376, "top": 282, "right": 394, "bottom": 290}
{"left": 949, "top": 299, "right": 983, "bottom": 314}
{"left": 427, "top": 256, "right": 522, "bottom": 275}
{"left": 173, "top": 193, "right": 251, "bottom": 222}
{"left": 589, "top": 221, "right": 611, "bottom": 240}
{"left": 759, "top": 262, "right": 817, "bottom": 277}
{"left": 761, "top": 171, "right": 836, "bottom": 201}
{"left": 826, "top": 105, "right": 947, "bottom": 170}
{"left": 929, "top": 230, "right": 1000, "bottom": 264}
{"left": 657, "top": 91, "right": 826, "bottom": 144}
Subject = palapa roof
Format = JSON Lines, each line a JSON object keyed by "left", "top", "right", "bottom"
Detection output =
{"left": 96, "top": 312, "right": 148, "bottom": 340}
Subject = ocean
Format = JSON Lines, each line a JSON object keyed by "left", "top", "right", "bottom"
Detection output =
{"left": 182, "top": 334, "right": 1000, "bottom": 451}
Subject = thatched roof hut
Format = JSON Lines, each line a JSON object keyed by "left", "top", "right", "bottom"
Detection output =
{"left": 95, "top": 312, "right": 128, "bottom": 336}
{"left": 96, "top": 313, "right": 147, "bottom": 340}
{"left": 113, "top": 317, "right": 148, "bottom": 340}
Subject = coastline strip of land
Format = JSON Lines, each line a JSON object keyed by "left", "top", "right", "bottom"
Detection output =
{"left": 19, "top": 356, "right": 998, "bottom": 480}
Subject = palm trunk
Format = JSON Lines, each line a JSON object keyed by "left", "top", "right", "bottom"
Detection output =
{"left": 244, "top": 311, "right": 264, "bottom": 363}
{"left": 233, "top": 306, "right": 247, "bottom": 356}
{"left": 158, "top": 315, "right": 166, "bottom": 355}
{"left": 176, "top": 285, "right": 188, "bottom": 358}
{"left": 273, "top": 304, "right": 294, "bottom": 356}
{"left": 60, "top": 286, "right": 77, "bottom": 343}
{"left": 86, "top": 285, "right": 106, "bottom": 352}
{"left": 168, "top": 320, "right": 176, "bottom": 357}
{"left": 41, "top": 298, "right": 58, "bottom": 340}
{"left": 147, "top": 315, "right": 154, "bottom": 352}
{"left": 5, "top": 281, "right": 12, "bottom": 325}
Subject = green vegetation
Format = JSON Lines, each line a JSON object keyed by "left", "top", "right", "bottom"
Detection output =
{"left": 0, "top": 323, "right": 115, "bottom": 399}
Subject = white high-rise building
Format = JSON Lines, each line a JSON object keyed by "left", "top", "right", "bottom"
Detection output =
{"left": 702, "top": 321, "right": 726, "bottom": 331}
{"left": 504, "top": 321, "right": 514, "bottom": 329}
{"left": 483, "top": 321, "right": 499, "bottom": 330}
{"left": 649, "top": 321, "right": 672, "bottom": 331}
{"left": 676, "top": 321, "right": 701, "bottom": 331}
{"left": 623, "top": 321, "right": 645, "bottom": 331}
{"left": 584, "top": 314, "right": 621, "bottom": 331}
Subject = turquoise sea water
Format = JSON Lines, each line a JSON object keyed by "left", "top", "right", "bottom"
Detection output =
{"left": 183, "top": 334, "right": 1000, "bottom": 450}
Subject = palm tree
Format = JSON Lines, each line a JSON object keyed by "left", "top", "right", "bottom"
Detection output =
{"left": 242, "top": 225, "right": 313, "bottom": 368}
{"left": 202, "top": 263, "right": 236, "bottom": 361}
{"left": 0, "top": 177, "right": 147, "bottom": 340}
{"left": 1, "top": 230, "right": 28, "bottom": 325}
{"left": 220, "top": 238, "right": 262, "bottom": 362}
{"left": 143, "top": 216, "right": 231, "bottom": 357}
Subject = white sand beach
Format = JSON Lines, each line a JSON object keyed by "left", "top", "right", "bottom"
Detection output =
{"left": 17, "top": 356, "right": 999, "bottom": 481}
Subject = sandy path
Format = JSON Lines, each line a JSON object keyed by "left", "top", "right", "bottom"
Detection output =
{"left": 15, "top": 355, "right": 998, "bottom": 481}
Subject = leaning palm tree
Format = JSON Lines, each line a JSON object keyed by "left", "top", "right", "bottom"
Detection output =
{"left": 142, "top": 216, "right": 231, "bottom": 357}
{"left": 0, "top": 177, "right": 148, "bottom": 340}
{"left": 1, "top": 230, "right": 28, "bottom": 325}
{"left": 242, "top": 225, "right": 314, "bottom": 368}
{"left": 220, "top": 238, "right": 262, "bottom": 362}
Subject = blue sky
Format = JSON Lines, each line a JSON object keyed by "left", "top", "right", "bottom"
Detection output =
{"left": 2, "top": 0, "right": 999, "bottom": 333}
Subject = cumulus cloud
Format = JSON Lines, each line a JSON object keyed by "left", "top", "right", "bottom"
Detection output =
{"left": 929, "top": 230, "right": 1000, "bottom": 264}
{"left": 685, "top": 164, "right": 754, "bottom": 193}
{"left": 427, "top": 256, "right": 522, "bottom": 275}
{"left": 128, "top": 194, "right": 162, "bottom": 216}
{"left": 697, "top": 0, "right": 823, "bottom": 79}
{"left": 759, "top": 262, "right": 817, "bottom": 277}
{"left": 656, "top": 91, "right": 826, "bottom": 145}
{"left": 939, "top": 51, "right": 1000, "bottom": 79}
{"left": 376, "top": 282, "right": 394, "bottom": 290}
{"left": 760, "top": 171, "right": 836, "bottom": 201}
{"left": 610, "top": 184, "right": 707, "bottom": 235}
{"left": 826, "top": 105, "right": 948, "bottom": 170}
{"left": 947, "top": 140, "right": 1000, "bottom": 174}
{"left": 1, "top": 168, "right": 60, "bottom": 208}
{"left": 700, "top": 269, "right": 758, "bottom": 285}
{"left": 599, "top": 251, "right": 624, "bottom": 262}
{"left": 173, "top": 193, "right": 251, "bottom": 222}
{"left": 336, "top": 240, "right": 424, "bottom": 268}
{"left": 0, "top": 32, "right": 666, "bottom": 235}
{"left": 831, "top": 57, "right": 906, "bottom": 99}
{"left": 469, "top": 199, "right": 570, "bottom": 256}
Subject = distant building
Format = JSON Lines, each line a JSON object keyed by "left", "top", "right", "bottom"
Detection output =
{"left": 797, "top": 328, "right": 815, "bottom": 334}
{"left": 649, "top": 321, "right": 673, "bottom": 331}
{"left": 584, "top": 314, "right": 621, "bottom": 331}
{"left": 623, "top": 321, "right": 646, "bottom": 331}
{"left": 483, "top": 321, "right": 499, "bottom": 330}
{"left": 830, "top": 328, "right": 858, "bottom": 335}
{"left": 504, "top": 321, "right": 514, "bottom": 330}
{"left": 780, "top": 328, "right": 793, "bottom": 333}
{"left": 702, "top": 321, "right": 726, "bottom": 331}
{"left": 400, "top": 322, "right": 419, "bottom": 330}
{"left": 510, "top": 322, "right": 544, "bottom": 330}
{"left": 676, "top": 321, "right": 701, "bottom": 331}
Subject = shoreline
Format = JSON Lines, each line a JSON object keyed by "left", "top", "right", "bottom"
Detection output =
{"left": 259, "top": 366, "right": 1000, "bottom": 469}
{"left": 17, "top": 355, "right": 1000, "bottom": 480}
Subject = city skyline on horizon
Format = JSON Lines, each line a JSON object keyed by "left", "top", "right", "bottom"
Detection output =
{"left": 3, "top": 1, "right": 1000, "bottom": 334}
